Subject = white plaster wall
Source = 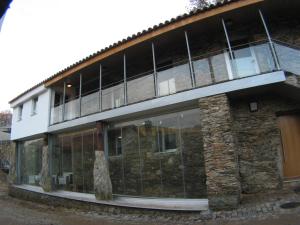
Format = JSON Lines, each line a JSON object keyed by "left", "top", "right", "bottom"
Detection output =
{"left": 11, "top": 89, "right": 51, "bottom": 140}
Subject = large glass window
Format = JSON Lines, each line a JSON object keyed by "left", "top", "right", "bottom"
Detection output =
{"left": 126, "top": 42, "right": 155, "bottom": 104}
{"left": 154, "top": 31, "right": 192, "bottom": 96}
{"left": 20, "top": 138, "right": 43, "bottom": 186}
{"left": 52, "top": 128, "right": 96, "bottom": 193}
{"left": 107, "top": 108, "right": 206, "bottom": 198}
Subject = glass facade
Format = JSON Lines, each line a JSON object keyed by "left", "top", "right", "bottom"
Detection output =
{"left": 52, "top": 128, "right": 96, "bottom": 193}
{"left": 107, "top": 108, "right": 207, "bottom": 198}
{"left": 20, "top": 138, "right": 43, "bottom": 186}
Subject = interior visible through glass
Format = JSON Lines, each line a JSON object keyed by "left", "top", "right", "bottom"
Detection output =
{"left": 107, "top": 108, "right": 207, "bottom": 198}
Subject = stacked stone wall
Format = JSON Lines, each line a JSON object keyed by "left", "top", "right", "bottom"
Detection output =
{"left": 199, "top": 94, "right": 240, "bottom": 210}
{"left": 231, "top": 94, "right": 300, "bottom": 194}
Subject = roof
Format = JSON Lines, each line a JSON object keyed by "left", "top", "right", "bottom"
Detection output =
{"left": 9, "top": 0, "right": 262, "bottom": 104}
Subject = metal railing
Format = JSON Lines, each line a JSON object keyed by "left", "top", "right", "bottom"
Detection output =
{"left": 50, "top": 39, "right": 282, "bottom": 125}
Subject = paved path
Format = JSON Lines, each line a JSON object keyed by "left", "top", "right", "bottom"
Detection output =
{"left": 0, "top": 172, "right": 300, "bottom": 225}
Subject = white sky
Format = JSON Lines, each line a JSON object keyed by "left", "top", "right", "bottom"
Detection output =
{"left": 0, "top": 0, "right": 189, "bottom": 111}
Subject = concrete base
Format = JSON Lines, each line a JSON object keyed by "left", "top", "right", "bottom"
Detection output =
{"left": 9, "top": 185, "right": 208, "bottom": 212}
{"left": 209, "top": 194, "right": 240, "bottom": 211}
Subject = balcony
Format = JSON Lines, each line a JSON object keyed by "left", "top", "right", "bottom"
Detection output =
{"left": 49, "top": 39, "right": 295, "bottom": 126}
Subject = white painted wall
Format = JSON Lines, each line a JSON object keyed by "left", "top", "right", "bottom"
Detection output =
{"left": 11, "top": 87, "right": 51, "bottom": 140}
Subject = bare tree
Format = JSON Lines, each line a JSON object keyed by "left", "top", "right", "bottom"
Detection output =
{"left": 0, "top": 110, "right": 12, "bottom": 127}
{"left": 187, "top": 0, "right": 220, "bottom": 11}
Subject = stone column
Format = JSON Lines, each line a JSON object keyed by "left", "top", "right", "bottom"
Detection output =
{"left": 8, "top": 142, "right": 17, "bottom": 185}
{"left": 40, "top": 135, "right": 52, "bottom": 192}
{"left": 94, "top": 121, "right": 112, "bottom": 200}
{"left": 199, "top": 94, "right": 240, "bottom": 210}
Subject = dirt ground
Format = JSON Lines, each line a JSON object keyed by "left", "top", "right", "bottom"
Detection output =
{"left": 0, "top": 171, "right": 300, "bottom": 225}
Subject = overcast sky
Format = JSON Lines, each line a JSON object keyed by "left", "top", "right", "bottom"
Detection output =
{"left": 0, "top": 0, "right": 188, "bottom": 111}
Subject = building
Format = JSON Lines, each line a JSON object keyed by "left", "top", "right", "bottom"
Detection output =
{"left": 8, "top": 0, "right": 300, "bottom": 211}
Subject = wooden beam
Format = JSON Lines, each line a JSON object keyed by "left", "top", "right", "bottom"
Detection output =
{"left": 45, "top": 0, "right": 264, "bottom": 87}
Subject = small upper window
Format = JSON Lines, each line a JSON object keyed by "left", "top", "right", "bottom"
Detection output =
{"left": 18, "top": 105, "right": 23, "bottom": 121}
{"left": 31, "top": 97, "right": 38, "bottom": 115}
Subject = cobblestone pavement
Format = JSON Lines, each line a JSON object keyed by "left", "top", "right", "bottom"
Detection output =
{"left": 1, "top": 171, "right": 300, "bottom": 225}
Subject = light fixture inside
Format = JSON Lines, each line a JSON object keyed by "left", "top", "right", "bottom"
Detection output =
{"left": 67, "top": 84, "right": 72, "bottom": 88}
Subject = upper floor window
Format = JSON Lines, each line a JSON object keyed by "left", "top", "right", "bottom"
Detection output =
{"left": 18, "top": 105, "right": 23, "bottom": 121}
{"left": 31, "top": 97, "right": 38, "bottom": 115}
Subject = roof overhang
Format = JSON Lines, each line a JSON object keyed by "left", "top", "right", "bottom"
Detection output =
{"left": 44, "top": 0, "right": 264, "bottom": 87}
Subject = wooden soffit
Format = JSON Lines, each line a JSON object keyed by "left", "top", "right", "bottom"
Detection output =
{"left": 45, "top": 0, "right": 264, "bottom": 87}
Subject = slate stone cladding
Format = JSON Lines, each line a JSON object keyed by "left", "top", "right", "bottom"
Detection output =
{"left": 198, "top": 94, "right": 241, "bottom": 210}
{"left": 231, "top": 94, "right": 300, "bottom": 194}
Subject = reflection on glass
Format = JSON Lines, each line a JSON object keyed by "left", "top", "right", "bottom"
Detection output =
{"left": 107, "top": 109, "right": 206, "bottom": 198}
{"left": 81, "top": 92, "right": 100, "bottom": 116}
{"left": 108, "top": 128, "right": 124, "bottom": 195}
{"left": 193, "top": 58, "right": 213, "bottom": 87}
{"left": 157, "top": 63, "right": 191, "bottom": 96}
{"left": 64, "top": 98, "right": 80, "bottom": 121}
{"left": 102, "top": 83, "right": 124, "bottom": 110}
{"left": 51, "top": 105, "right": 63, "bottom": 124}
{"left": 52, "top": 129, "right": 96, "bottom": 193}
{"left": 253, "top": 43, "right": 276, "bottom": 74}
{"left": 20, "top": 138, "right": 43, "bottom": 186}
{"left": 274, "top": 42, "right": 300, "bottom": 75}
{"left": 211, "top": 52, "right": 230, "bottom": 82}
{"left": 127, "top": 73, "right": 155, "bottom": 104}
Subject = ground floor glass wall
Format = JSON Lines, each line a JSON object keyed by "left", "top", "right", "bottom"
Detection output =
{"left": 52, "top": 128, "right": 96, "bottom": 193}
{"left": 20, "top": 138, "right": 43, "bottom": 186}
{"left": 107, "top": 108, "right": 207, "bottom": 198}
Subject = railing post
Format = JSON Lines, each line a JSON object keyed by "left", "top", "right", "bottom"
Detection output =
{"left": 258, "top": 9, "right": 281, "bottom": 70}
{"left": 62, "top": 81, "right": 66, "bottom": 121}
{"left": 184, "top": 31, "right": 196, "bottom": 87}
{"left": 123, "top": 54, "right": 127, "bottom": 105}
{"left": 79, "top": 73, "right": 82, "bottom": 117}
{"left": 99, "top": 64, "right": 102, "bottom": 112}
{"left": 222, "top": 18, "right": 235, "bottom": 80}
{"left": 151, "top": 42, "right": 158, "bottom": 96}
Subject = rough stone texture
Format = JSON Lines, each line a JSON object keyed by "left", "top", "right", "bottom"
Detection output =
{"left": 285, "top": 74, "right": 300, "bottom": 88}
{"left": 39, "top": 145, "right": 52, "bottom": 192}
{"left": 0, "top": 140, "right": 12, "bottom": 162}
{"left": 198, "top": 94, "right": 240, "bottom": 210}
{"left": 9, "top": 185, "right": 300, "bottom": 222}
{"left": 94, "top": 151, "right": 112, "bottom": 200}
{"left": 231, "top": 94, "right": 300, "bottom": 194}
{"left": 7, "top": 142, "right": 16, "bottom": 185}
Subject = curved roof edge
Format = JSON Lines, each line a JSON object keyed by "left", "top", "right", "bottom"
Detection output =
{"left": 9, "top": 0, "right": 263, "bottom": 105}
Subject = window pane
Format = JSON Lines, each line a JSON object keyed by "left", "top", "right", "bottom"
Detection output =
{"left": 82, "top": 131, "right": 95, "bottom": 193}
{"left": 153, "top": 114, "right": 184, "bottom": 197}
{"left": 20, "top": 138, "right": 43, "bottom": 186}
{"left": 180, "top": 109, "right": 207, "bottom": 198}
{"left": 107, "top": 128, "right": 124, "bottom": 195}
{"left": 52, "top": 129, "right": 96, "bottom": 194}
{"left": 122, "top": 124, "right": 142, "bottom": 195}
{"left": 139, "top": 121, "right": 163, "bottom": 197}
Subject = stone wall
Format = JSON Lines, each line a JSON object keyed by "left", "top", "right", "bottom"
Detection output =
{"left": 7, "top": 142, "right": 16, "bottom": 184}
{"left": 199, "top": 94, "right": 240, "bottom": 210}
{"left": 231, "top": 94, "right": 300, "bottom": 194}
{"left": 0, "top": 140, "right": 12, "bottom": 163}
